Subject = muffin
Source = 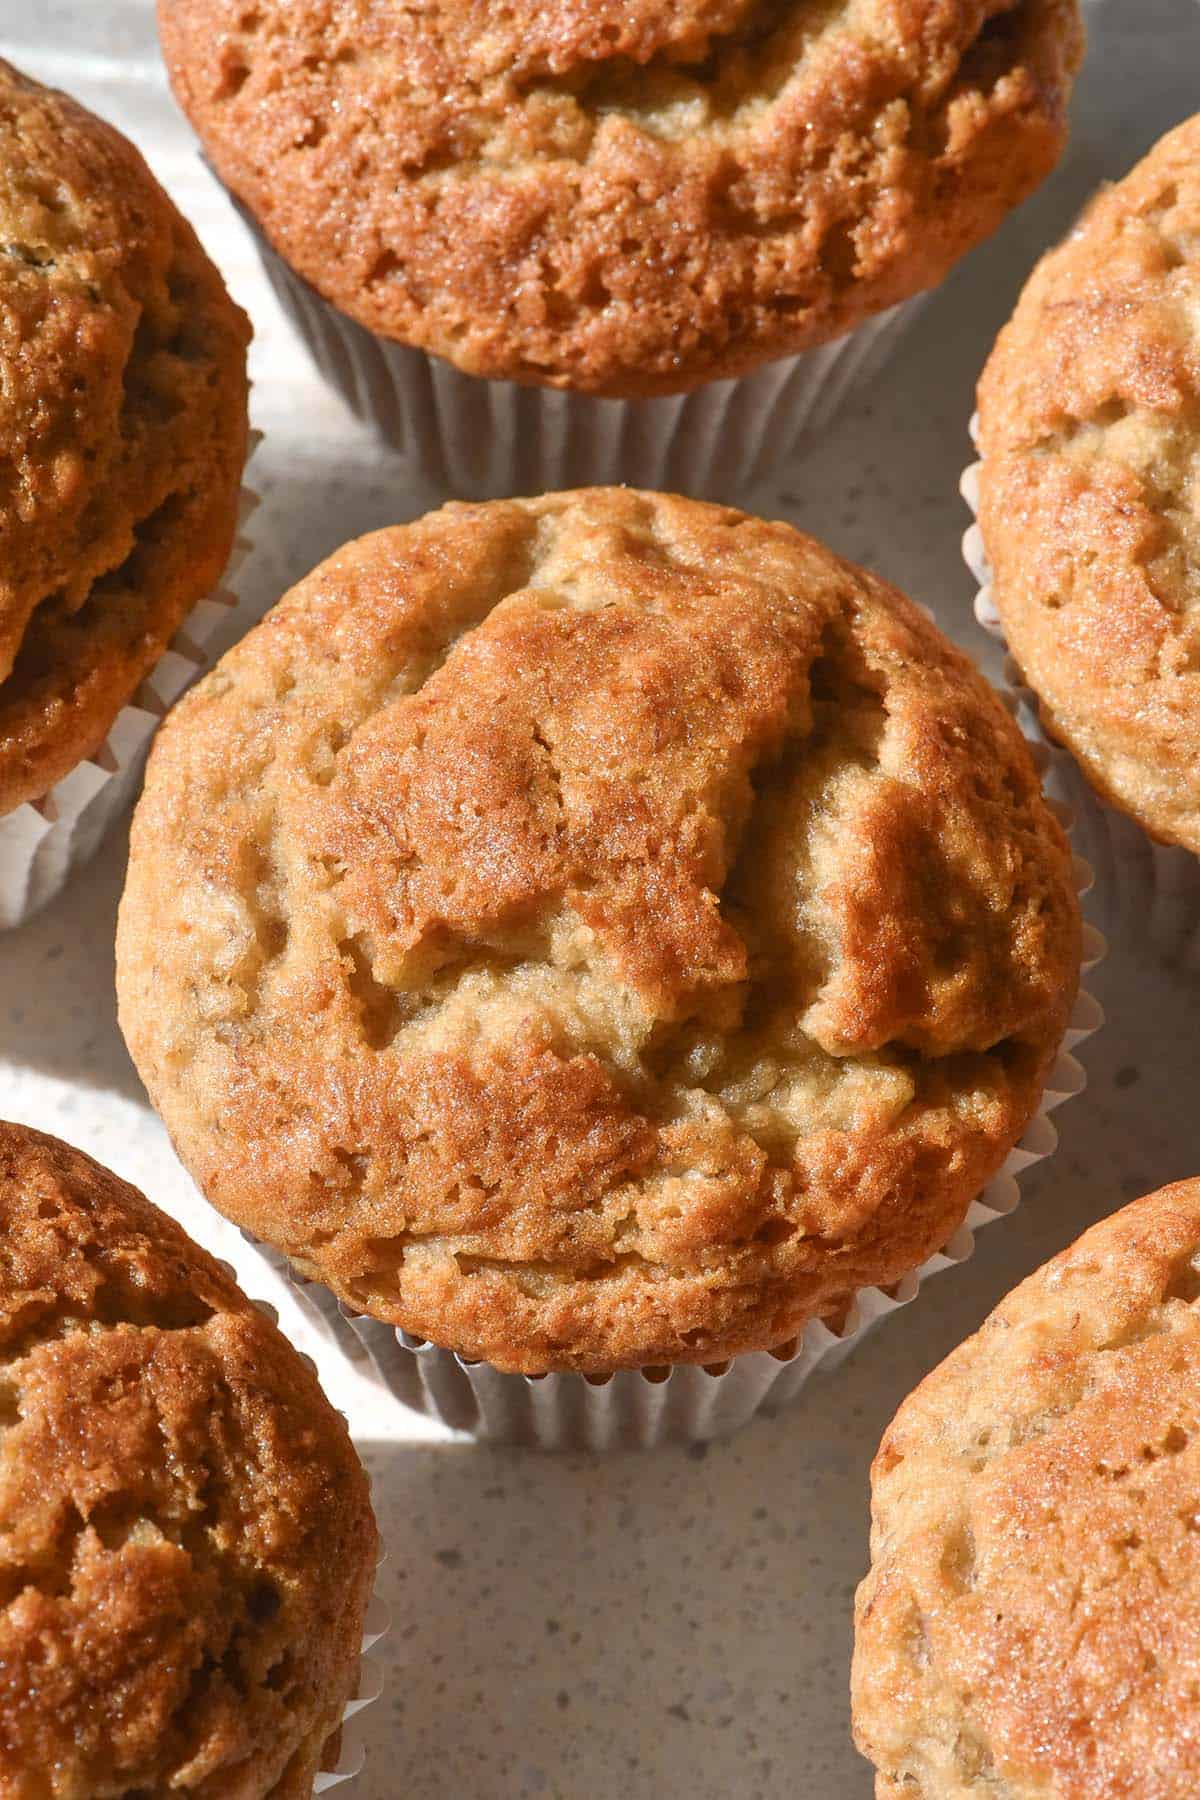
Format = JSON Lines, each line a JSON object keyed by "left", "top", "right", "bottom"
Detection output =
{"left": 0, "top": 59, "right": 251, "bottom": 929}
{"left": 116, "top": 488, "right": 1085, "bottom": 1445}
{"left": 973, "top": 114, "right": 1200, "bottom": 961}
{"left": 853, "top": 1180, "right": 1200, "bottom": 1798}
{"left": 0, "top": 1120, "right": 377, "bottom": 1798}
{"left": 159, "top": 0, "right": 1082, "bottom": 497}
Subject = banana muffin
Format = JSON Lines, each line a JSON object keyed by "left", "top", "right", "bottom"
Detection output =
{"left": 158, "top": 0, "right": 1082, "bottom": 498}
{"left": 160, "top": 0, "right": 1082, "bottom": 396}
{"left": 976, "top": 113, "right": 1200, "bottom": 857}
{"left": 853, "top": 1180, "right": 1200, "bottom": 1799}
{"left": 117, "top": 489, "right": 1082, "bottom": 1379}
{"left": 0, "top": 1121, "right": 376, "bottom": 1800}
{"left": 0, "top": 58, "right": 250, "bottom": 821}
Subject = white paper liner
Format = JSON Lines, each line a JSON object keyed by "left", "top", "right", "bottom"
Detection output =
{"left": 960, "top": 427, "right": 1200, "bottom": 968}
{"left": 250, "top": 223, "right": 923, "bottom": 502}
{"left": 216, "top": 1262, "right": 390, "bottom": 1795}
{"left": 0, "top": 443, "right": 263, "bottom": 931}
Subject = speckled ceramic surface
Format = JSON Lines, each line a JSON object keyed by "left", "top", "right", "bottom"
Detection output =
{"left": 1, "top": 3, "right": 1197, "bottom": 1795}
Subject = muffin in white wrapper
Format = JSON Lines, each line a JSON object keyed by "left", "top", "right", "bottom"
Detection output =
{"left": 163, "top": 0, "right": 1084, "bottom": 503}
{"left": 253, "top": 232, "right": 922, "bottom": 502}
{"left": 216, "top": 1261, "right": 391, "bottom": 1794}
{"left": 962, "top": 445, "right": 1200, "bottom": 970}
{"left": 117, "top": 492, "right": 1101, "bottom": 1458}
{"left": 0, "top": 468, "right": 261, "bottom": 931}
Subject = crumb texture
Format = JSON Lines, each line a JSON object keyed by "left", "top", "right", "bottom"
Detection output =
{"left": 978, "top": 113, "right": 1200, "bottom": 854}
{"left": 117, "top": 489, "right": 1080, "bottom": 1373}
{"left": 0, "top": 1122, "right": 376, "bottom": 1800}
{"left": 159, "top": 0, "right": 1080, "bottom": 393}
{"left": 0, "top": 58, "right": 250, "bottom": 816}
{"left": 853, "top": 1180, "right": 1200, "bottom": 1799}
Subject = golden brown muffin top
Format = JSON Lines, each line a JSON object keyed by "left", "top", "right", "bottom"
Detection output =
{"left": 977, "top": 114, "right": 1200, "bottom": 856}
{"left": 854, "top": 1181, "right": 1200, "bottom": 1800}
{"left": 0, "top": 59, "right": 250, "bottom": 818}
{"left": 160, "top": 0, "right": 1081, "bottom": 395}
{"left": 0, "top": 1122, "right": 376, "bottom": 1800}
{"left": 116, "top": 489, "right": 1081, "bottom": 1375}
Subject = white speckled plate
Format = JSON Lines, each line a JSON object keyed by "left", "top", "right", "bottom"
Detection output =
{"left": 1, "top": 2, "right": 1197, "bottom": 1794}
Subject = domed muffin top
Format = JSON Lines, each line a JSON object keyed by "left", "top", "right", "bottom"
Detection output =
{"left": 0, "top": 59, "right": 249, "bottom": 817}
{"left": 978, "top": 113, "right": 1200, "bottom": 855}
{"left": 117, "top": 489, "right": 1081, "bottom": 1373}
{"left": 0, "top": 1122, "right": 375, "bottom": 1800}
{"left": 160, "top": 0, "right": 1081, "bottom": 394}
{"left": 854, "top": 1179, "right": 1200, "bottom": 1800}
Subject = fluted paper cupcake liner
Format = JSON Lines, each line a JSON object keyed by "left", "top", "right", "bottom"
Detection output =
{"left": 0, "top": 441, "right": 263, "bottom": 930}
{"left": 218, "top": 1263, "right": 390, "bottom": 1795}
{"left": 961, "top": 429, "right": 1200, "bottom": 967}
{"left": 248, "top": 218, "right": 923, "bottom": 503}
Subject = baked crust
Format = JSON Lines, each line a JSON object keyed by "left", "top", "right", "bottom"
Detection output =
{"left": 0, "top": 59, "right": 250, "bottom": 818}
{"left": 0, "top": 1122, "right": 376, "bottom": 1800}
{"left": 116, "top": 488, "right": 1081, "bottom": 1374}
{"left": 853, "top": 1180, "right": 1200, "bottom": 1799}
{"left": 977, "top": 114, "right": 1200, "bottom": 856}
{"left": 159, "top": 0, "right": 1081, "bottom": 396}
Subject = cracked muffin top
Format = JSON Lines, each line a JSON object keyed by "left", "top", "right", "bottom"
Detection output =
{"left": 977, "top": 114, "right": 1200, "bottom": 856}
{"left": 0, "top": 59, "right": 250, "bottom": 818}
{"left": 0, "top": 1121, "right": 376, "bottom": 1800}
{"left": 116, "top": 488, "right": 1081, "bottom": 1375}
{"left": 159, "top": 0, "right": 1082, "bottom": 396}
{"left": 853, "top": 1180, "right": 1200, "bottom": 1800}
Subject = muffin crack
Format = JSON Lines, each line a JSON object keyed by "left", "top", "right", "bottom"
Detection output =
{"left": 0, "top": 1276, "right": 215, "bottom": 1373}
{"left": 502, "top": 0, "right": 819, "bottom": 147}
